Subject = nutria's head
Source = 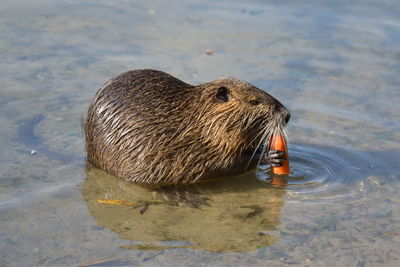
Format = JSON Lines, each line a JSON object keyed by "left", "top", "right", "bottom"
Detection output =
{"left": 191, "top": 77, "right": 290, "bottom": 162}
{"left": 85, "top": 70, "right": 290, "bottom": 185}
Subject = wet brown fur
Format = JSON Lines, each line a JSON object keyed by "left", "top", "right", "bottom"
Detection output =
{"left": 84, "top": 69, "right": 289, "bottom": 185}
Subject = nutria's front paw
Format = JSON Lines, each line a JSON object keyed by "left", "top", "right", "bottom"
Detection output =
{"left": 267, "top": 150, "right": 286, "bottom": 167}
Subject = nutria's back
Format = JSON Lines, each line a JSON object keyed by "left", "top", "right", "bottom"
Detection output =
{"left": 84, "top": 69, "right": 289, "bottom": 184}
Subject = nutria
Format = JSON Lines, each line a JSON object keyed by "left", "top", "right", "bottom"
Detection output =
{"left": 84, "top": 69, "right": 290, "bottom": 185}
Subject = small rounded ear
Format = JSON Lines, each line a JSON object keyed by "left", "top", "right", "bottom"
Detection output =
{"left": 215, "top": 87, "right": 230, "bottom": 102}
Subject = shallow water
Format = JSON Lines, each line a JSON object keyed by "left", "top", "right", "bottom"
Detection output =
{"left": 1, "top": 0, "right": 400, "bottom": 266}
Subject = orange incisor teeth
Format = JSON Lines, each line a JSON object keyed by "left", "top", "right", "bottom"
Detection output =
{"left": 269, "top": 135, "right": 290, "bottom": 175}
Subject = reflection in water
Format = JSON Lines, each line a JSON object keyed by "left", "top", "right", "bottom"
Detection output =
{"left": 83, "top": 164, "right": 286, "bottom": 252}
{"left": 82, "top": 142, "right": 389, "bottom": 252}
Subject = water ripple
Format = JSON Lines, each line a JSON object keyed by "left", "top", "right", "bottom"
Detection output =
{"left": 256, "top": 143, "right": 387, "bottom": 205}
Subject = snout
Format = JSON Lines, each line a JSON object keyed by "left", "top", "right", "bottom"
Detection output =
{"left": 283, "top": 109, "right": 290, "bottom": 124}
{"left": 280, "top": 106, "right": 290, "bottom": 125}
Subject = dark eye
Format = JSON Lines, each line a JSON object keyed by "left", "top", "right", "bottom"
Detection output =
{"left": 249, "top": 99, "right": 260, "bottom": 106}
{"left": 215, "top": 87, "right": 230, "bottom": 102}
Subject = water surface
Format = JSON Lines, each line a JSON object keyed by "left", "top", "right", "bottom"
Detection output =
{"left": 1, "top": 0, "right": 399, "bottom": 266}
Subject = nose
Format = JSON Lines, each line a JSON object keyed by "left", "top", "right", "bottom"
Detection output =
{"left": 284, "top": 111, "right": 290, "bottom": 124}
{"left": 282, "top": 108, "right": 290, "bottom": 125}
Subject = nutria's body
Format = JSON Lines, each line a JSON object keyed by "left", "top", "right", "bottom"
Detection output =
{"left": 84, "top": 69, "right": 290, "bottom": 185}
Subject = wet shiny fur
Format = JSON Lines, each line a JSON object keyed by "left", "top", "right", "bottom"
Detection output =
{"left": 84, "top": 69, "right": 290, "bottom": 184}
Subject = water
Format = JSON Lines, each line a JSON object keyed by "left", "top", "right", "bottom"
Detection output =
{"left": 1, "top": 0, "right": 399, "bottom": 266}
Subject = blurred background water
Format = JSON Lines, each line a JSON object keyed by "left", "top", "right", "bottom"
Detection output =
{"left": 0, "top": 0, "right": 399, "bottom": 266}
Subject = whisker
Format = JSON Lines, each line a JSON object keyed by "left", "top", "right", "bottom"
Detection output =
{"left": 246, "top": 123, "right": 271, "bottom": 169}
{"left": 249, "top": 124, "right": 268, "bottom": 144}
{"left": 256, "top": 136, "right": 269, "bottom": 166}
{"left": 255, "top": 122, "right": 288, "bottom": 167}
